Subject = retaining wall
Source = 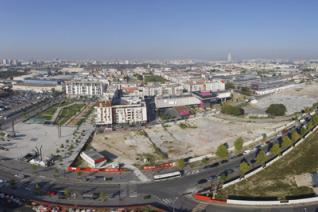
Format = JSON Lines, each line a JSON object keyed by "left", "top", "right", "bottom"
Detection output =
{"left": 67, "top": 166, "right": 125, "bottom": 173}
{"left": 222, "top": 125, "right": 318, "bottom": 189}
{"left": 143, "top": 162, "right": 175, "bottom": 171}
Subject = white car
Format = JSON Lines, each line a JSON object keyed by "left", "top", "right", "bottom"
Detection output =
{"left": 243, "top": 149, "right": 252, "bottom": 155}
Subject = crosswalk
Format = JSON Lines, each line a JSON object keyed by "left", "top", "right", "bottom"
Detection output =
{"left": 192, "top": 204, "right": 207, "bottom": 212}
{"left": 161, "top": 198, "right": 174, "bottom": 206}
{"left": 185, "top": 169, "right": 200, "bottom": 175}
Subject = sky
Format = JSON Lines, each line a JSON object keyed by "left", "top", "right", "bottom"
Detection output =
{"left": 0, "top": 0, "right": 318, "bottom": 60}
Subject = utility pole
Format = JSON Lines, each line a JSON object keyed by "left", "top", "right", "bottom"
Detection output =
{"left": 11, "top": 119, "right": 16, "bottom": 137}
{"left": 58, "top": 124, "right": 61, "bottom": 138}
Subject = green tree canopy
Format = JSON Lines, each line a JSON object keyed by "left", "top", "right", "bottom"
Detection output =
{"left": 307, "top": 121, "right": 314, "bottom": 131}
{"left": 216, "top": 144, "right": 229, "bottom": 160}
{"left": 291, "top": 130, "right": 301, "bottom": 142}
{"left": 270, "top": 143, "right": 281, "bottom": 156}
{"left": 221, "top": 104, "right": 244, "bottom": 116}
{"left": 99, "top": 192, "right": 108, "bottom": 202}
{"left": 282, "top": 135, "right": 292, "bottom": 148}
{"left": 234, "top": 137, "right": 244, "bottom": 153}
{"left": 312, "top": 114, "right": 318, "bottom": 125}
{"left": 240, "top": 87, "right": 252, "bottom": 96}
{"left": 266, "top": 104, "right": 287, "bottom": 116}
{"left": 301, "top": 126, "right": 307, "bottom": 136}
{"left": 225, "top": 82, "right": 235, "bottom": 90}
{"left": 256, "top": 150, "right": 267, "bottom": 166}
{"left": 239, "top": 161, "right": 251, "bottom": 176}
{"left": 175, "top": 159, "right": 185, "bottom": 170}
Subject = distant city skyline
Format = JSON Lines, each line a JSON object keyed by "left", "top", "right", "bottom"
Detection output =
{"left": 1, "top": 0, "right": 318, "bottom": 60}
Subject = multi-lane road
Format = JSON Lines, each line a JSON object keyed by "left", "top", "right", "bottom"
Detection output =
{"left": 0, "top": 111, "right": 318, "bottom": 211}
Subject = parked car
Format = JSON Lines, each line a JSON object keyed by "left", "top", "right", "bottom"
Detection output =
{"left": 207, "top": 175, "right": 217, "bottom": 181}
{"left": 197, "top": 179, "right": 207, "bottom": 184}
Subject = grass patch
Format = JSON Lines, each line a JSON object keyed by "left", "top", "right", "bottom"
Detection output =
{"left": 56, "top": 103, "right": 85, "bottom": 125}
{"left": 144, "top": 74, "right": 167, "bottom": 84}
{"left": 220, "top": 130, "right": 318, "bottom": 199}
{"left": 37, "top": 105, "right": 59, "bottom": 120}
{"left": 179, "top": 122, "right": 197, "bottom": 129}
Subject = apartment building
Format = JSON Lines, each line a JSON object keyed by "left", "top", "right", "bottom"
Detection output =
{"left": 95, "top": 100, "right": 147, "bottom": 126}
{"left": 65, "top": 79, "right": 107, "bottom": 97}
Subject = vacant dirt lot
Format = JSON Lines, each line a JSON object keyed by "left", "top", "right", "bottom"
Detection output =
{"left": 146, "top": 116, "right": 288, "bottom": 160}
{"left": 245, "top": 82, "right": 318, "bottom": 115}
{"left": 91, "top": 115, "right": 288, "bottom": 164}
{"left": 91, "top": 130, "right": 160, "bottom": 165}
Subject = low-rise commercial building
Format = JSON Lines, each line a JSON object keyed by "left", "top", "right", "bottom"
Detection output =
{"left": 80, "top": 149, "right": 107, "bottom": 168}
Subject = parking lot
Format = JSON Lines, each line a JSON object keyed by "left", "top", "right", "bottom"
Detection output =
{"left": 0, "top": 91, "right": 53, "bottom": 120}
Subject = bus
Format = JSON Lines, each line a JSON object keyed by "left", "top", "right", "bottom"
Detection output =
{"left": 153, "top": 171, "right": 182, "bottom": 181}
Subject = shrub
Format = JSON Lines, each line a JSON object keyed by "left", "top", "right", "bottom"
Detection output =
{"left": 234, "top": 137, "right": 244, "bottom": 153}
{"left": 266, "top": 104, "right": 287, "bottom": 116}
{"left": 216, "top": 144, "right": 229, "bottom": 159}
{"left": 221, "top": 104, "right": 244, "bottom": 116}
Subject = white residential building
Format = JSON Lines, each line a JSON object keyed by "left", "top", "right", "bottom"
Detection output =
{"left": 95, "top": 100, "right": 147, "bottom": 126}
{"left": 95, "top": 101, "right": 113, "bottom": 125}
{"left": 205, "top": 79, "right": 225, "bottom": 92}
{"left": 65, "top": 79, "right": 107, "bottom": 97}
{"left": 113, "top": 104, "right": 147, "bottom": 124}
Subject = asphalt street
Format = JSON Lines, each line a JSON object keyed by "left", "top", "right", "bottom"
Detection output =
{"left": 0, "top": 109, "right": 317, "bottom": 211}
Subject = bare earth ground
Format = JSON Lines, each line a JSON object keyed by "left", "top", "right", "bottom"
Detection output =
{"left": 66, "top": 103, "right": 94, "bottom": 126}
{"left": 147, "top": 117, "right": 288, "bottom": 159}
{"left": 91, "top": 130, "right": 158, "bottom": 165}
{"left": 244, "top": 82, "right": 318, "bottom": 115}
{"left": 91, "top": 116, "right": 288, "bottom": 164}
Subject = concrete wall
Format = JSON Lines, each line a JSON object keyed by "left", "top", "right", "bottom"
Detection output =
{"left": 223, "top": 125, "right": 318, "bottom": 189}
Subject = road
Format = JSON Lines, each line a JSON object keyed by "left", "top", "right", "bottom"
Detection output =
{"left": 0, "top": 111, "right": 318, "bottom": 211}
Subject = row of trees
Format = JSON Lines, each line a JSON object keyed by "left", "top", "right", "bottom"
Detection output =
{"left": 175, "top": 114, "right": 318, "bottom": 174}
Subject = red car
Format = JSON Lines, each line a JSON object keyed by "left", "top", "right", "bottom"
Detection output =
{"left": 47, "top": 191, "right": 57, "bottom": 196}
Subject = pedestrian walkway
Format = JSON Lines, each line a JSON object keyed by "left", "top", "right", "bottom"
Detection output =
{"left": 124, "top": 164, "right": 150, "bottom": 182}
{"left": 192, "top": 204, "right": 207, "bottom": 212}
{"left": 50, "top": 102, "right": 77, "bottom": 123}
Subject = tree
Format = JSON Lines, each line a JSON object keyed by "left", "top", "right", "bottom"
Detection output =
{"left": 64, "top": 189, "right": 71, "bottom": 198}
{"left": 240, "top": 87, "right": 252, "bottom": 96}
{"left": 221, "top": 104, "right": 244, "bottom": 116}
{"left": 239, "top": 161, "right": 250, "bottom": 176}
{"left": 301, "top": 126, "right": 307, "bottom": 136}
{"left": 270, "top": 143, "right": 281, "bottom": 156}
{"left": 9, "top": 179, "right": 16, "bottom": 188}
{"left": 312, "top": 114, "right": 318, "bottom": 125}
{"left": 256, "top": 150, "right": 267, "bottom": 167}
{"left": 266, "top": 104, "right": 287, "bottom": 116}
{"left": 234, "top": 137, "right": 244, "bottom": 153}
{"left": 291, "top": 130, "right": 301, "bottom": 142}
{"left": 225, "top": 82, "right": 235, "bottom": 90}
{"left": 99, "top": 192, "right": 108, "bottom": 202}
{"left": 282, "top": 136, "right": 292, "bottom": 148}
{"left": 307, "top": 121, "right": 314, "bottom": 131}
{"left": 34, "top": 183, "right": 41, "bottom": 194}
{"left": 175, "top": 159, "right": 185, "bottom": 170}
{"left": 216, "top": 144, "right": 229, "bottom": 160}
{"left": 31, "top": 164, "right": 38, "bottom": 172}
{"left": 262, "top": 133, "right": 267, "bottom": 141}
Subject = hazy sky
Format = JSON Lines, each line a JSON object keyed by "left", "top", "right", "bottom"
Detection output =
{"left": 1, "top": 0, "right": 318, "bottom": 60}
